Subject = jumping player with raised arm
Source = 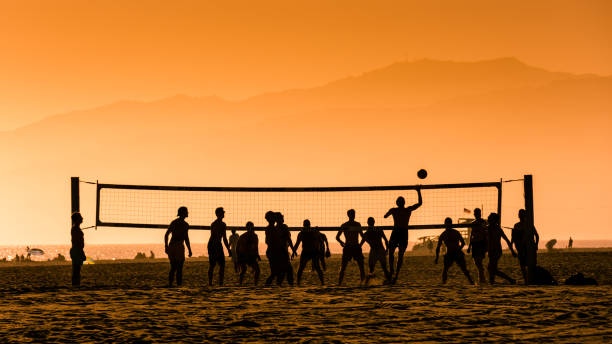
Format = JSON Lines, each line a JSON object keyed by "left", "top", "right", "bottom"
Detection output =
{"left": 435, "top": 217, "right": 474, "bottom": 285}
{"left": 294, "top": 219, "right": 325, "bottom": 286}
{"left": 385, "top": 187, "right": 422, "bottom": 284}
{"left": 164, "top": 206, "right": 192, "bottom": 287}
{"left": 360, "top": 217, "right": 392, "bottom": 284}
{"left": 208, "top": 207, "right": 231, "bottom": 286}
{"left": 337, "top": 209, "right": 365, "bottom": 285}
{"left": 236, "top": 221, "right": 261, "bottom": 285}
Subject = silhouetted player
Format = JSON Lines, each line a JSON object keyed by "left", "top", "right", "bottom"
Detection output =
{"left": 236, "top": 221, "right": 261, "bottom": 285}
{"left": 466, "top": 208, "right": 487, "bottom": 284}
{"left": 568, "top": 236, "right": 573, "bottom": 249}
{"left": 486, "top": 213, "right": 516, "bottom": 284}
{"left": 294, "top": 219, "right": 325, "bottom": 286}
{"left": 435, "top": 218, "right": 474, "bottom": 285}
{"left": 385, "top": 187, "right": 422, "bottom": 284}
{"left": 337, "top": 209, "right": 365, "bottom": 285}
{"left": 360, "top": 217, "right": 392, "bottom": 283}
{"left": 265, "top": 212, "right": 294, "bottom": 286}
{"left": 164, "top": 206, "right": 192, "bottom": 287}
{"left": 70, "top": 212, "right": 86, "bottom": 286}
{"left": 229, "top": 228, "right": 240, "bottom": 273}
{"left": 511, "top": 209, "right": 539, "bottom": 284}
{"left": 208, "top": 207, "right": 231, "bottom": 286}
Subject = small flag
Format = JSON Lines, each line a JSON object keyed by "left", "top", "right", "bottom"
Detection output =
{"left": 463, "top": 208, "right": 471, "bottom": 214}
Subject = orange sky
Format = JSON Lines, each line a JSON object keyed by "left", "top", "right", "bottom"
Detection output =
{"left": 1, "top": 0, "right": 610, "bottom": 130}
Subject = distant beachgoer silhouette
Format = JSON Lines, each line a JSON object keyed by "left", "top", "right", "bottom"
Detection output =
{"left": 294, "top": 219, "right": 325, "bottom": 285}
{"left": 70, "top": 212, "right": 86, "bottom": 286}
{"left": 265, "top": 212, "right": 294, "bottom": 286}
{"left": 486, "top": 213, "right": 516, "bottom": 284}
{"left": 385, "top": 187, "right": 422, "bottom": 284}
{"left": 229, "top": 228, "right": 240, "bottom": 273}
{"left": 511, "top": 209, "right": 539, "bottom": 284}
{"left": 208, "top": 207, "right": 231, "bottom": 286}
{"left": 164, "top": 206, "right": 192, "bottom": 287}
{"left": 236, "top": 221, "right": 261, "bottom": 285}
{"left": 360, "top": 217, "right": 392, "bottom": 283}
{"left": 435, "top": 218, "right": 474, "bottom": 285}
{"left": 466, "top": 208, "right": 487, "bottom": 284}
{"left": 336, "top": 209, "right": 365, "bottom": 285}
{"left": 568, "top": 236, "right": 573, "bottom": 249}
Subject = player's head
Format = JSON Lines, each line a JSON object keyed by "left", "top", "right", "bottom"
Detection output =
{"left": 215, "top": 207, "right": 225, "bottom": 219}
{"left": 246, "top": 221, "right": 254, "bottom": 232}
{"left": 276, "top": 212, "right": 284, "bottom": 224}
{"left": 367, "top": 217, "right": 375, "bottom": 227}
{"left": 265, "top": 211, "right": 275, "bottom": 224}
{"left": 444, "top": 217, "right": 453, "bottom": 229}
{"left": 71, "top": 212, "right": 83, "bottom": 225}
{"left": 518, "top": 209, "right": 526, "bottom": 221}
{"left": 177, "top": 206, "right": 188, "bottom": 218}
{"left": 347, "top": 209, "right": 356, "bottom": 220}
{"left": 396, "top": 196, "right": 405, "bottom": 207}
{"left": 303, "top": 219, "right": 311, "bottom": 228}
{"left": 488, "top": 212, "right": 499, "bottom": 225}
{"left": 474, "top": 208, "right": 481, "bottom": 219}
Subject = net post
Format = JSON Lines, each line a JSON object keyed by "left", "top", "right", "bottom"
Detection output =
{"left": 71, "top": 177, "right": 80, "bottom": 214}
{"left": 497, "top": 179, "right": 502, "bottom": 224}
{"left": 523, "top": 174, "right": 534, "bottom": 225}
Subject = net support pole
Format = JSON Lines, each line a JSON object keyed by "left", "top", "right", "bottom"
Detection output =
{"left": 523, "top": 174, "right": 534, "bottom": 225}
{"left": 71, "top": 177, "right": 80, "bottom": 214}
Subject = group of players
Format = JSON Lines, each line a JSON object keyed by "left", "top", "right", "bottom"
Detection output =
{"left": 70, "top": 187, "right": 539, "bottom": 287}
{"left": 163, "top": 188, "right": 424, "bottom": 287}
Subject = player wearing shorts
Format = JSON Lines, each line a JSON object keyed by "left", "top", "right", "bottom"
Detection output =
{"left": 265, "top": 212, "right": 294, "bottom": 286}
{"left": 360, "top": 217, "right": 392, "bottom": 284}
{"left": 236, "top": 221, "right": 261, "bottom": 285}
{"left": 435, "top": 218, "right": 474, "bottom": 285}
{"left": 466, "top": 208, "right": 488, "bottom": 284}
{"left": 486, "top": 213, "right": 516, "bottom": 284}
{"left": 336, "top": 209, "right": 365, "bottom": 285}
{"left": 294, "top": 219, "right": 324, "bottom": 286}
{"left": 164, "top": 206, "right": 192, "bottom": 287}
{"left": 229, "top": 228, "right": 240, "bottom": 273}
{"left": 385, "top": 187, "right": 422, "bottom": 284}
{"left": 511, "top": 209, "right": 539, "bottom": 284}
{"left": 208, "top": 207, "right": 231, "bottom": 286}
{"left": 314, "top": 229, "right": 330, "bottom": 271}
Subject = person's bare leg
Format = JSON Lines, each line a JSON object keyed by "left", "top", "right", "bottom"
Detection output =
{"left": 474, "top": 258, "right": 486, "bottom": 284}
{"left": 313, "top": 259, "right": 324, "bottom": 285}
{"left": 459, "top": 261, "right": 474, "bottom": 285}
{"left": 358, "top": 260, "right": 366, "bottom": 284}
{"left": 297, "top": 258, "right": 308, "bottom": 286}
{"left": 253, "top": 263, "right": 260, "bottom": 285}
{"left": 169, "top": 260, "right": 176, "bottom": 287}
{"left": 442, "top": 265, "right": 449, "bottom": 284}
{"left": 520, "top": 265, "right": 528, "bottom": 284}
{"left": 239, "top": 263, "right": 247, "bottom": 285}
{"left": 393, "top": 249, "right": 405, "bottom": 283}
{"left": 208, "top": 260, "right": 216, "bottom": 286}
{"left": 338, "top": 260, "right": 348, "bottom": 285}
{"left": 219, "top": 261, "right": 225, "bottom": 286}
{"left": 388, "top": 246, "right": 396, "bottom": 277}
{"left": 176, "top": 260, "right": 184, "bottom": 286}
{"left": 379, "top": 255, "right": 392, "bottom": 282}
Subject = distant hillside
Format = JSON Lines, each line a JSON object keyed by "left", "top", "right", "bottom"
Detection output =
{"left": 0, "top": 58, "right": 610, "bottom": 245}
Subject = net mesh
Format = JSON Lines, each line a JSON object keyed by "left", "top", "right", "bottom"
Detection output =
{"left": 98, "top": 184, "right": 499, "bottom": 230}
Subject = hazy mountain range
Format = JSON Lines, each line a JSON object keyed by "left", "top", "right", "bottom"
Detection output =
{"left": 1, "top": 57, "right": 610, "bottom": 245}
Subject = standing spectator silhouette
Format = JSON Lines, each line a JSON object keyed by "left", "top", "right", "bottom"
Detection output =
{"left": 435, "top": 218, "right": 474, "bottom": 285}
{"left": 336, "top": 209, "right": 365, "bottom": 285}
{"left": 466, "top": 208, "right": 487, "bottom": 284}
{"left": 486, "top": 212, "right": 516, "bottom": 284}
{"left": 70, "top": 212, "right": 86, "bottom": 286}
{"left": 208, "top": 207, "right": 231, "bottom": 286}
{"left": 164, "top": 206, "right": 192, "bottom": 287}
{"left": 568, "top": 236, "right": 573, "bottom": 249}
{"left": 385, "top": 187, "right": 422, "bottom": 284}
{"left": 511, "top": 209, "right": 539, "bottom": 284}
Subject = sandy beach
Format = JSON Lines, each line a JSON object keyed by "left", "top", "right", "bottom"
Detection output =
{"left": 1, "top": 251, "right": 610, "bottom": 343}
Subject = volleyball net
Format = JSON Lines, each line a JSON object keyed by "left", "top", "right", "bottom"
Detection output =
{"left": 67, "top": 177, "right": 534, "bottom": 231}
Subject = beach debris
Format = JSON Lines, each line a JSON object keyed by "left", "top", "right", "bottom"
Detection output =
{"left": 83, "top": 257, "right": 96, "bottom": 265}
{"left": 229, "top": 319, "right": 261, "bottom": 327}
